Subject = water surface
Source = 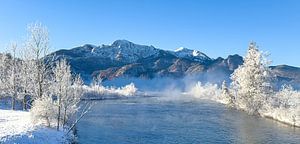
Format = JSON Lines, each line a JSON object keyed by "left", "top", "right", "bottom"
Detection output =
{"left": 77, "top": 97, "right": 300, "bottom": 144}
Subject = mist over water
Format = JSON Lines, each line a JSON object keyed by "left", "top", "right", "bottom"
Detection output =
{"left": 77, "top": 76, "right": 300, "bottom": 143}
{"left": 102, "top": 74, "right": 226, "bottom": 93}
{"left": 77, "top": 97, "right": 300, "bottom": 144}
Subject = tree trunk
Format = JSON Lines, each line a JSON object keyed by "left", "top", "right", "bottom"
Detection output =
{"left": 63, "top": 107, "right": 67, "bottom": 128}
{"left": 37, "top": 66, "right": 43, "bottom": 98}
{"left": 46, "top": 117, "right": 50, "bottom": 127}
{"left": 57, "top": 104, "right": 61, "bottom": 131}
{"left": 23, "top": 96, "right": 27, "bottom": 110}
{"left": 11, "top": 97, "right": 15, "bottom": 110}
{"left": 38, "top": 81, "right": 43, "bottom": 98}
{"left": 57, "top": 85, "right": 62, "bottom": 131}
{"left": 57, "top": 93, "right": 61, "bottom": 131}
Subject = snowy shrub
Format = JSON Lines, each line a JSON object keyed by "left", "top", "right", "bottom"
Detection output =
{"left": 83, "top": 83, "right": 138, "bottom": 98}
{"left": 261, "top": 85, "right": 300, "bottom": 126}
{"left": 219, "top": 81, "right": 235, "bottom": 106}
{"left": 275, "top": 85, "right": 300, "bottom": 109}
{"left": 188, "top": 81, "right": 220, "bottom": 100}
{"left": 30, "top": 96, "right": 57, "bottom": 127}
{"left": 114, "top": 83, "right": 137, "bottom": 96}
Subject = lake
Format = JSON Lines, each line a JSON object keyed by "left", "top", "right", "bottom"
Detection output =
{"left": 77, "top": 96, "right": 300, "bottom": 144}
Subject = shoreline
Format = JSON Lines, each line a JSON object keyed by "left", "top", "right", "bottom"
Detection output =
{"left": 262, "top": 115, "right": 300, "bottom": 128}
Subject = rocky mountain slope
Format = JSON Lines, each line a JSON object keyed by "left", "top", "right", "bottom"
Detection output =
{"left": 49, "top": 40, "right": 300, "bottom": 87}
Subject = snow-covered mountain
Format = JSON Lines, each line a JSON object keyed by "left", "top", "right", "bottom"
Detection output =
{"left": 54, "top": 40, "right": 160, "bottom": 63}
{"left": 89, "top": 40, "right": 160, "bottom": 63}
{"left": 172, "top": 47, "right": 211, "bottom": 62}
{"left": 55, "top": 40, "right": 211, "bottom": 64}
{"left": 48, "top": 40, "right": 300, "bottom": 87}
{"left": 50, "top": 40, "right": 216, "bottom": 79}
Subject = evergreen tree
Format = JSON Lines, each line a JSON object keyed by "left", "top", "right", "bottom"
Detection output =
{"left": 231, "top": 42, "right": 272, "bottom": 114}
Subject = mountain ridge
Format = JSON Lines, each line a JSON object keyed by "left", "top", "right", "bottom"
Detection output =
{"left": 48, "top": 40, "right": 300, "bottom": 88}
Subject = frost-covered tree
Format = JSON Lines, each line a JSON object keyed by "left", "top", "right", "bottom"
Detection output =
{"left": 220, "top": 81, "right": 234, "bottom": 107}
{"left": 30, "top": 59, "right": 85, "bottom": 130}
{"left": 0, "top": 43, "right": 35, "bottom": 110}
{"left": 62, "top": 75, "right": 84, "bottom": 127}
{"left": 5, "top": 43, "right": 22, "bottom": 110}
{"left": 92, "top": 74, "right": 103, "bottom": 86}
{"left": 52, "top": 59, "right": 85, "bottom": 130}
{"left": 231, "top": 42, "right": 272, "bottom": 114}
{"left": 25, "top": 22, "right": 52, "bottom": 100}
{"left": 0, "top": 53, "right": 10, "bottom": 98}
{"left": 24, "top": 23, "right": 85, "bottom": 130}
{"left": 52, "top": 59, "right": 72, "bottom": 130}
{"left": 19, "top": 47, "right": 36, "bottom": 110}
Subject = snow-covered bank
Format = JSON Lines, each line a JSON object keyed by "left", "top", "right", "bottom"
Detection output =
{"left": 0, "top": 109, "right": 68, "bottom": 144}
{"left": 0, "top": 82, "right": 138, "bottom": 143}
{"left": 261, "top": 108, "right": 300, "bottom": 127}
{"left": 82, "top": 83, "right": 138, "bottom": 99}
{"left": 187, "top": 81, "right": 300, "bottom": 127}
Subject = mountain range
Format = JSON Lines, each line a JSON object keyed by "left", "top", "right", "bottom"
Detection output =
{"left": 49, "top": 40, "right": 300, "bottom": 89}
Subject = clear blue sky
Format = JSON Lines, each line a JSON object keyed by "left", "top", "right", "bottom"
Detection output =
{"left": 0, "top": 0, "right": 299, "bottom": 66}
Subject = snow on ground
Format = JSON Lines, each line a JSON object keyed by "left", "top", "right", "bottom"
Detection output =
{"left": 0, "top": 110, "right": 33, "bottom": 139}
{"left": 0, "top": 109, "right": 68, "bottom": 144}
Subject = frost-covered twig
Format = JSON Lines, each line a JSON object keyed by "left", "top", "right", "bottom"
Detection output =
{"left": 66, "top": 101, "right": 95, "bottom": 134}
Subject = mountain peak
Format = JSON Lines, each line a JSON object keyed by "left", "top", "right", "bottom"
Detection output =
{"left": 173, "top": 47, "right": 211, "bottom": 62}
{"left": 82, "top": 44, "right": 96, "bottom": 49}
{"left": 174, "top": 47, "right": 189, "bottom": 52}
{"left": 111, "top": 40, "right": 133, "bottom": 48}
{"left": 174, "top": 47, "right": 205, "bottom": 57}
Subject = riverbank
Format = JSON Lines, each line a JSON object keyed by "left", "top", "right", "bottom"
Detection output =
{"left": 261, "top": 108, "right": 300, "bottom": 128}
{"left": 0, "top": 109, "right": 69, "bottom": 143}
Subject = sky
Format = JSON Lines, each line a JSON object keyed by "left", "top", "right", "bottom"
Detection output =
{"left": 0, "top": 0, "right": 300, "bottom": 66}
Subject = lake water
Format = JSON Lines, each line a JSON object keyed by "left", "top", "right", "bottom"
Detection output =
{"left": 77, "top": 97, "right": 300, "bottom": 144}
